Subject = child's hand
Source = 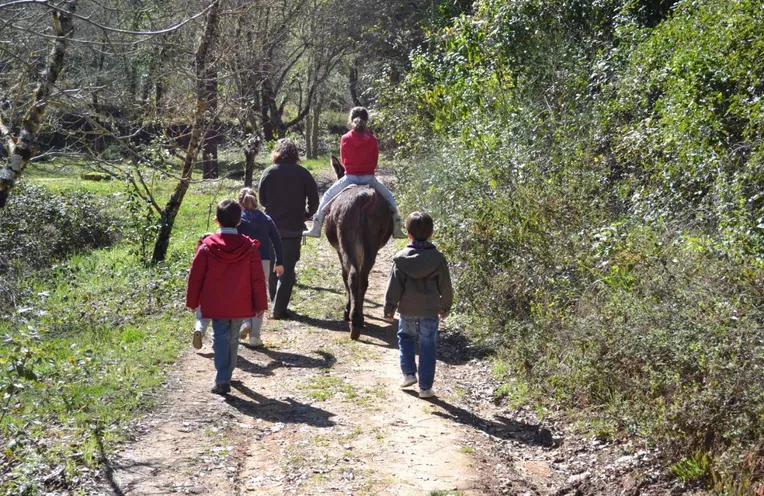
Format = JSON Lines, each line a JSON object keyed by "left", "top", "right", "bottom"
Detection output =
{"left": 439, "top": 312, "right": 448, "bottom": 321}
{"left": 273, "top": 265, "right": 284, "bottom": 277}
{"left": 383, "top": 314, "right": 395, "bottom": 324}
{"left": 255, "top": 310, "right": 265, "bottom": 318}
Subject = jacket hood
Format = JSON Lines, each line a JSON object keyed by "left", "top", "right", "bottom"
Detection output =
{"left": 393, "top": 246, "right": 445, "bottom": 278}
{"left": 202, "top": 233, "right": 259, "bottom": 262}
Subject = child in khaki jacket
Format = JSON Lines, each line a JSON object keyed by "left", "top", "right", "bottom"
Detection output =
{"left": 383, "top": 212, "right": 453, "bottom": 398}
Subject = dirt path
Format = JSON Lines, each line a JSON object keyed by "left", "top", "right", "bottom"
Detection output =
{"left": 97, "top": 169, "right": 691, "bottom": 496}
{"left": 99, "top": 239, "right": 489, "bottom": 496}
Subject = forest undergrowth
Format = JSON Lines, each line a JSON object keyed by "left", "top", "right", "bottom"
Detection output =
{"left": 380, "top": 0, "right": 763, "bottom": 491}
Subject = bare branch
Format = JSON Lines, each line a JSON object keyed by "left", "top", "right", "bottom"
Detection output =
{"left": 1, "top": 0, "right": 219, "bottom": 37}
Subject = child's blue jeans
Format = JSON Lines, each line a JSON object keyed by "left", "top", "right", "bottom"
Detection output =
{"left": 397, "top": 315, "right": 439, "bottom": 390}
{"left": 211, "top": 319, "right": 243, "bottom": 385}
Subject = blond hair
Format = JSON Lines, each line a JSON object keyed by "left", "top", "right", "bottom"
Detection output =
{"left": 238, "top": 187, "right": 258, "bottom": 210}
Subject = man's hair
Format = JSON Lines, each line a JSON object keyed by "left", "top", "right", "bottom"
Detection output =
{"left": 216, "top": 199, "right": 242, "bottom": 228}
{"left": 405, "top": 211, "right": 433, "bottom": 241}
{"left": 270, "top": 138, "right": 300, "bottom": 164}
{"left": 238, "top": 187, "right": 258, "bottom": 210}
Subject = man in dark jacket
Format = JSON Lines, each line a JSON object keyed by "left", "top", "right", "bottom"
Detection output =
{"left": 383, "top": 212, "right": 453, "bottom": 399}
{"left": 258, "top": 138, "right": 319, "bottom": 319}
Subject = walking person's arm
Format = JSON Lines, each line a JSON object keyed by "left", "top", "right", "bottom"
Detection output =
{"left": 305, "top": 172, "right": 319, "bottom": 220}
{"left": 383, "top": 263, "right": 405, "bottom": 322}
{"left": 437, "top": 259, "right": 453, "bottom": 320}
{"left": 268, "top": 217, "right": 285, "bottom": 277}
{"left": 258, "top": 171, "right": 270, "bottom": 209}
{"left": 186, "top": 247, "right": 209, "bottom": 310}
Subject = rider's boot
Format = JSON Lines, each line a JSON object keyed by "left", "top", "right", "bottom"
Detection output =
{"left": 392, "top": 213, "right": 407, "bottom": 239}
{"left": 303, "top": 214, "right": 324, "bottom": 238}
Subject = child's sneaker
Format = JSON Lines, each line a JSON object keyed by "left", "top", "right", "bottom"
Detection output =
{"left": 192, "top": 330, "right": 203, "bottom": 350}
{"left": 249, "top": 336, "right": 264, "bottom": 348}
{"left": 240, "top": 321, "right": 252, "bottom": 339}
{"left": 418, "top": 388, "right": 435, "bottom": 399}
{"left": 400, "top": 374, "right": 417, "bottom": 388}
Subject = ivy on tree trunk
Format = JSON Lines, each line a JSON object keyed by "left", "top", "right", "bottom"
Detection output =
{"left": 0, "top": 0, "right": 78, "bottom": 208}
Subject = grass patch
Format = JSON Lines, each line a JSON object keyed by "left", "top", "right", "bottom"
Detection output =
{"left": 298, "top": 374, "right": 358, "bottom": 402}
{"left": 0, "top": 167, "right": 242, "bottom": 494}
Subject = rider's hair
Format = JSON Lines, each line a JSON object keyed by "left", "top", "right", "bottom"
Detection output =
{"left": 216, "top": 199, "right": 242, "bottom": 228}
{"left": 270, "top": 138, "right": 300, "bottom": 164}
{"left": 238, "top": 187, "right": 258, "bottom": 210}
{"left": 348, "top": 106, "right": 369, "bottom": 133}
{"left": 405, "top": 211, "right": 434, "bottom": 241}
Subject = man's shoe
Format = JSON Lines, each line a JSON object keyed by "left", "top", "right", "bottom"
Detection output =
{"left": 302, "top": 216, "right": 323, "bottom": 237}
{"left": 211, "top": 383, "right": 231, "bottom": 395}
{"left": 270, "top": 310, "right": 296, "bottom": 320}
{"left": 192, "top": 330, "right": 203, "bottom": 350}
{"left": 418, "top": 388, "right": 435, "bottom": 399}
{"left": 400, "top": 374, "right": 417, "bottom": 388}
{"left": 392, "top": 214, "right": 407, "bottom": 239}
{"left": 240, "top": 321, "right": 252, "bottom": 339}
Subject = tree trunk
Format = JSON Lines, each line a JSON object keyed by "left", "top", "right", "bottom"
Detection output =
{"left": 244, "top": 149, "right": 256, "bottom": 187}
{"left": 151, "top": 0, "right": 221, "bottom": 263}
{"left": 202, "top": 68, "right": 218, "bottom": 179}
{"left": 308, "top": 96, "right": 322, "bottom": 159}
{"left": 305, "top": 108, "right": 314, "bottom": 159}
{"left": 349, "top": 60, "right": 362, "bottom": 107}
{"left": 0, "top": 1, "right": 77, "bottom": 208}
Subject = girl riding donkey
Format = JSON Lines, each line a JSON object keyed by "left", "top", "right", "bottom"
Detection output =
{"left": 303, "top": 107, "right": 407, "bottom": 239}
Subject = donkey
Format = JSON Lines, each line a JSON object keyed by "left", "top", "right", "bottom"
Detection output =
{"left": 324, "top": 156, "right": 393, "bottom": 339}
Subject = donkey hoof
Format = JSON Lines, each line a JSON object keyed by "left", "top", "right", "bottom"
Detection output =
{"left": 350, "top": 328, "right": 361, "bottom": 340}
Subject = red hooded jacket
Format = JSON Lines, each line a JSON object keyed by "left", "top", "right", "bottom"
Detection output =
{"left": 185, "top": 233, "right": 268, "bottom": 319}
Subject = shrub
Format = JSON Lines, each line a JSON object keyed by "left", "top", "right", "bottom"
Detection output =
{"left": 379, "top": 0, "right": 764, "bottom": 488}
{"left": 0, "top": 183, "right": 122, "bottom": 312}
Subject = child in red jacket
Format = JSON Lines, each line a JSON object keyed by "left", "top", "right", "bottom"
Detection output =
{"left": 186, "top": 199, "right": 268, "bottom": 395}
{"left": 303, "top": 106, "right": 406, "bottom": 239}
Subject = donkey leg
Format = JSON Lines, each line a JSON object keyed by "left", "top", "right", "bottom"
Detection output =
{"left": 341, "top": 267, "right": 351, "bottom": 322}
{"left": 348, "top": 267, "right": 363, "bottom": 340}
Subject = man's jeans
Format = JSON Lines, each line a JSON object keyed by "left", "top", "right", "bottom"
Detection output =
{"left": 211, "top": 318, "right": 243, "bottom": 385}
{"left": 397, "top": 315, "right": 439, "bottom": 390}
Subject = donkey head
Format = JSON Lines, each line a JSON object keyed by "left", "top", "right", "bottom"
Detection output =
{"left": 331, "top": 155, "right": 345, "bottom": 180}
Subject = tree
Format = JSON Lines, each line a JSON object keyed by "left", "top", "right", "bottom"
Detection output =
{"left": 0, "top": 0, "right": 78, "bottom": 208}
{"left": 152, "top": 0, "right": 222, "bottom": 262}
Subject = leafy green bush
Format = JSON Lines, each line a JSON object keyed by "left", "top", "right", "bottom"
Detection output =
{"left": 0, "top": 183, "right": 122, "bottom": 312}
{"left": 0, "top": 182, "right": 120, "bottom": 270}
{"left": 380, "top": 0, "right": 764, "bottom": 489}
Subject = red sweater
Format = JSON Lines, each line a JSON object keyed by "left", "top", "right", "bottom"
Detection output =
{"left": 340, "top": 130, "right": 378, "bottom": 176}
{"left": 185, "top": 233, "right": 268, "bottom": 319}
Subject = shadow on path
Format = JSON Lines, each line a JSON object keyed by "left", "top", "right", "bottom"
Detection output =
{"left": 256, "top": 348, "right": 336, "bottom": 370}
{"left": 357, "top": 321, "right": 397, "bottom": 349}
{"left": 295, "top": 283, "right": 384, "bottom": 309}
{"left": 228, "top": 381, "right": 336, "bottom": 427}
{"left": 404, "top": 391, "right": 555, "bottom": 448}
{"left": 198, "top": 349, "right": 336, "bottom": 375}
{"left": 437, "top": 329, "right": 492, "bottom": 366}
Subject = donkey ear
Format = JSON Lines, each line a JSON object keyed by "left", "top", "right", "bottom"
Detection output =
{"left": 331, "top": 155, "right": 345, "bottom": 179}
